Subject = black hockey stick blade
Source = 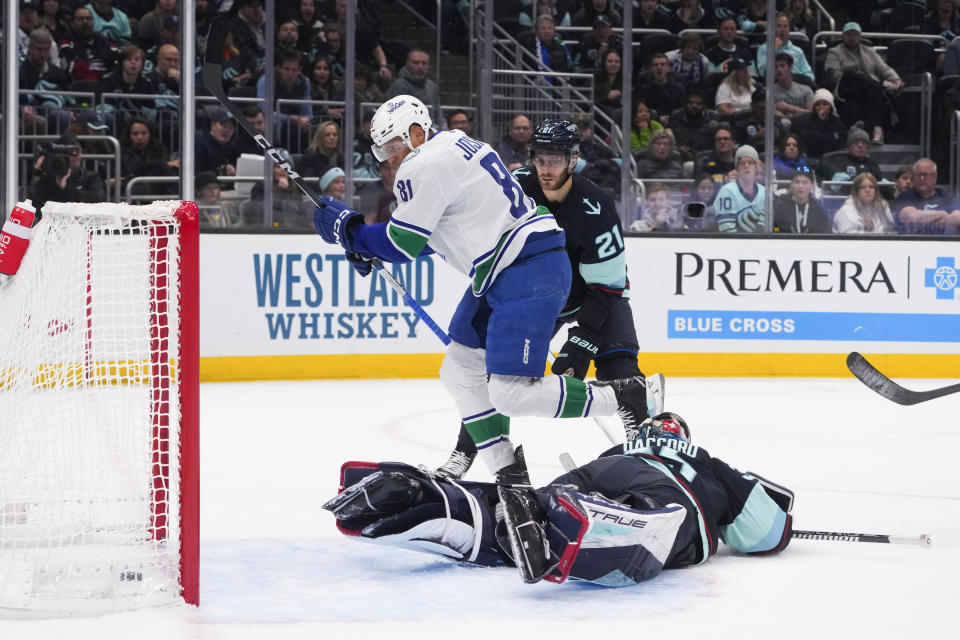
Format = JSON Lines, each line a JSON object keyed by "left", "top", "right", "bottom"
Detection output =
{"left": 792, "top": 529, "right": 933, "bottom": 548}
{"left": 846, "top": 352, "right": 960, "bottom": 405}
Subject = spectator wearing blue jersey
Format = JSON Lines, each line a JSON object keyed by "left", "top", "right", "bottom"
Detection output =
{"left": 893, "top": 159, "right": 960, "bottom": 235}
{"left": 715, "top": 144, "right": 766, "bottom": 232}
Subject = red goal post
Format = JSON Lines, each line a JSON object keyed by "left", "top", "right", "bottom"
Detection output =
{"left": 0, "top": 200, "right": 198, "bottom": 613}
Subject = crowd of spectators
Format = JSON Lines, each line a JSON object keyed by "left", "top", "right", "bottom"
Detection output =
{"left": 14, "top": 0, "right": 960, "bottom": 235}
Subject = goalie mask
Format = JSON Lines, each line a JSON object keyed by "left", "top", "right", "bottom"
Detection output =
{"left": 370, "top": 95, "right": 433, "bottom": 161}
{"left": 638, "top": 412, "right": 691, "bottom": 443}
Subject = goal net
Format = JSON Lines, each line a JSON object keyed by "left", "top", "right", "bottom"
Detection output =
{"left": 0, "top": 201, "right": 199, "bottom": 613}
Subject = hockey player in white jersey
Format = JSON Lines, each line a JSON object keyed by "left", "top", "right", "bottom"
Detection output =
{"left": 313, "top": 96, "right": 651, "bottom": 483}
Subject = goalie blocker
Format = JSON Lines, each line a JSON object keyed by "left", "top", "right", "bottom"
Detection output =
{"left": 325, "top": 423, "right": 793, "bottom": 586}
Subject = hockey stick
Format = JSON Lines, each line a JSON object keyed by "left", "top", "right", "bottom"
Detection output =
{"left": 201, "top": 16, "right": 450, "bottom": 346}
{"left": 846, "top": 352, "right": 960, "bottom": 405}
{"left": 793, "top": 529, "right": 933, "bottom": 548}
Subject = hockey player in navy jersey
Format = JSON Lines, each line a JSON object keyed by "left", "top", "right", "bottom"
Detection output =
{"left": 324, "top": 412, "right": 794, "bottom": 586}
{"left": 312, "top": 97, "right": 653, "bottom": 485}
{"left": 436, "top": 119, "right": 664, "bottom": 480}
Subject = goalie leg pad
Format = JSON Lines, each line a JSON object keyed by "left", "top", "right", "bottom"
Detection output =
{"left": 538, "top": 486, "right": 687, "bottom": 586}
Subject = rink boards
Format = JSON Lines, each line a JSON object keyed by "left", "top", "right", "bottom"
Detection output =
{"left": 199, "top": 234, "right": 960, "bottom": 380}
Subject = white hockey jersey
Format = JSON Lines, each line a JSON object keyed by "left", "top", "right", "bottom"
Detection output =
{"left": 385, "top": 129, "right": 563, "bottom": 296}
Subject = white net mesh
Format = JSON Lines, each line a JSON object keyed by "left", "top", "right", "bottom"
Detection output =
{"left": 0, "top": 201, "right": 191, "bottom": 613}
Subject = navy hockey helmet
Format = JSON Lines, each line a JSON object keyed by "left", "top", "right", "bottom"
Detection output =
{"left": 528, "top": 119, "right": 580, "bottom": 160}
{"left": 638, "top": 412, "right": 691, "bottom": 443}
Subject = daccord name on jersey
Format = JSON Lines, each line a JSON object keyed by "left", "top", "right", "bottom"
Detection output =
{"left": 623, "top": 437, "right": 699, "bottom": 457}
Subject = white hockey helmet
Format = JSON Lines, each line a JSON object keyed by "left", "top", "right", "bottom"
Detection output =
{"left": 370, "top": 95, "right": 433, "bottom": 161}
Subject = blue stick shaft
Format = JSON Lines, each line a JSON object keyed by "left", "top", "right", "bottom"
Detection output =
{"left": 372, "top": 260, "right": 450, "bottom": 345}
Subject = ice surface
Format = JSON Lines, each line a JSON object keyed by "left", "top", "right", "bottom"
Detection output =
{"left": 2, "top": 376, "right": 957, "bottom": 639}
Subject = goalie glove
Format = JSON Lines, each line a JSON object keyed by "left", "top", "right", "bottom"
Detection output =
{"left": 551, "top": 326, "right": 601, "bottom": 379}
{"left": 325, "top": 462, "right": 504, "bottom": 566}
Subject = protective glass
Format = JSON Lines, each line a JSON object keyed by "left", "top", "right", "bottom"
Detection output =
{"left": 373, "top": 137, "right": 407, "bottom": 162}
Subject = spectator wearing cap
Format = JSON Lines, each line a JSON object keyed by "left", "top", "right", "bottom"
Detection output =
{"left": 302, "top": 120, "right": 345, "bottom": 178}
{"left": 634, "top": 130, "right": 684, "bottom": 179}
{"left": 85, "top": 0, "right": 132, "bottom": 46}
{"left": 791, "top": 88, "right": 845, "bottom": 157}
{"left": 824, "top": 22, "right": 903, "bottom": 145}
{"left": 120, "top": 115, "right": 178, "bottom": 196}
{"left": 714, "top": 57, "right": 754, "bottom": 117}
{"left": 893, "top": 158, "right": 960, "bottom": 235}
{"left": 572, "top": 0, "right": 622, "bottom": 27}
{"left": 635, "top": 53, "right": 686, "bottom": 127}
{"left": 773, "top": 169, "right": 828, "bottom": 233}
{"left": 386, "top": 48, "right": 441, "bottom": 123}
{"left": 635, "top": 0, "right": 672, "bottom": 30}
{"left": 352, "top": 109, "right": 381, "bottom": 179}
{"left": 755, "top": 12, "right": 815, "bottom": 83}
{"left": 446, "top": 109, "right": 472, "bottom": 135}
{"left": 519, "top": 15, "right": 574, "bottom": 76}
{"left": 320, "top": 166, "right": 346, "bottom": 200}
{"left": 196, "top": 171, "right": 232, "bottom": 229}
{"left": 820, "top": 125, "right": 884, "bottom": 184}
{"left": 196, "top": 107, "right": 239, "bottom": 177}
{"left": 665, "top": 32, "right": 710, "bottom": 88}
{"left": 29, "top": 132, "right": 106, "bottom": 215}
{"left": 358, "top": 160, "right": 398, "bottom": 224}
{"left": 715, "top": 144, "right": 766, "bottom": 232}
{"left": 670, "top": 89, "right": 722, "bottom": 162}
{"left": 574, "top": 15, "right": 622, "bottom": 72}
{"left": 59, "top": 5, "right": 120, "bottom": 82}
{"left": 670, "top": 0, "right": 716, "bottom": 32}
{"left": 70, "top": 109, "right": 115, "bottom": 157}
{"left": 137, "top": 0, "right": 176, "bottom": 50}
{"left": 704, "top": 17, "right": 751, "bottom": 72}
{"left": 19, "top": 29, "right": 71, "bottom": 134}
{"left": 157, "top": 13, "right": 180, "bottom": 48}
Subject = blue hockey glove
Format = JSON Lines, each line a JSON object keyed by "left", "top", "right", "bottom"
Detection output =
{"left": 313, "top": 196, "right": 363, "bottom": 251}
{"left": 346, "top": 251, "right": 373, "bottom": 277}
{"left": 551, "top": 326, "right": 601, "bottom": 379}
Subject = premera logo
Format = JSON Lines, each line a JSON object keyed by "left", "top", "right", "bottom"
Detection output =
{"left": 924, "top": 257, "right": 960, "bottom": 300}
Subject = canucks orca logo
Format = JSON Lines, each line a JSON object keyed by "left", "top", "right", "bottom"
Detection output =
{"left": 925, "top": 257, "right": 960, "bottom": 300}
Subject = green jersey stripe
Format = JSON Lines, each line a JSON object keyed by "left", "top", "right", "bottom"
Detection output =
{"left": 388, "top": 222, "right": 430, "bottom": 260}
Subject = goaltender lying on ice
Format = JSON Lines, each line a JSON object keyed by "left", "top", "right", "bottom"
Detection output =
{"left": 323, "top": 413, "right": 794, "bottom": 586}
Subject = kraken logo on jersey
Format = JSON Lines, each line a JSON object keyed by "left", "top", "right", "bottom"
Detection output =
{"left": 582, "top": 198, "right": 601, "bottom": 215}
